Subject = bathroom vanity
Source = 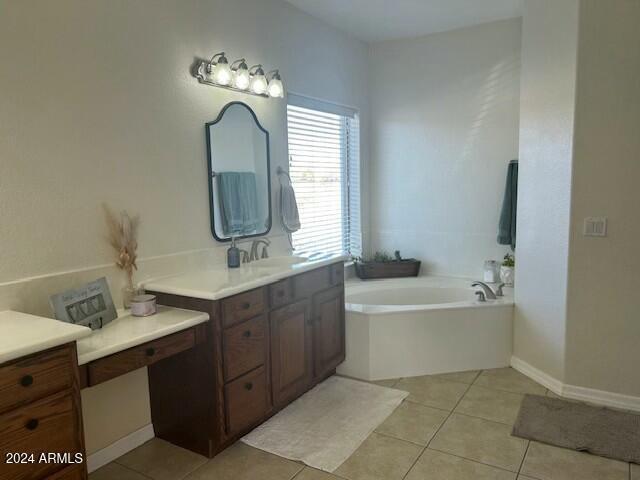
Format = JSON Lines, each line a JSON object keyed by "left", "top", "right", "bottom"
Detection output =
{"left": 144, "top": 257, "right": 346, "bottom": 457}
{"left": 0, "top": 256, "right": 346, "bottom": 478}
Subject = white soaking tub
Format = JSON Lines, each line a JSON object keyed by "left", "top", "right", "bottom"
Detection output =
{"left": 336, "top": 276, "right": 514, "bottom": 381}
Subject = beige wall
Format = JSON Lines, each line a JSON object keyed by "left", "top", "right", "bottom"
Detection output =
{"left": 368, "top": 19, "right": 521, "bottom": 278}
{"left": 513, "top": 0, "right": 579, "bottom": 382}
{"left": 0, "top": 0, "right": 369, "bottom": 453}
{"left": 515, "top": 0, "right": 640, "bottom": 399}
{"left": 565, "top": 0, "right": 640, "bottom": 396}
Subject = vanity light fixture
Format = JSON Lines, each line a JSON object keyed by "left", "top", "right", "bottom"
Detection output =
{"left": 249, "top": 65, "right": 268, "bottom": 95}
{"left": 207, "top": 52, "right": 232, "bottom": 86}
{"left": 193, "top": 52, "right": 284, "bottom": 99}
{"left": 231, "top": 59, "right": 250, "bottom": 90}
{"left": 266, "top": 70, "right": 284, "bottom": 98}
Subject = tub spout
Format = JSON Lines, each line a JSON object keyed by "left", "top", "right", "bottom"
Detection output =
{"left": 471, "top": 281, "right": 497, "bottom": 300}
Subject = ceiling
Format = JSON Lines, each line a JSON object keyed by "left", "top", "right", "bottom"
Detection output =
{"left": 284, "top": 0, "right": 523, "bottom": 43}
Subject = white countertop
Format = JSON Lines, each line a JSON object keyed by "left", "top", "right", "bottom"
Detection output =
{"left": 0, "top": 310, "right": 92, "bottom": 365}
{"left": 76, "top": 306, "right": 209, "bottom": 365}
{"left": 143, "top": 253, "right": 347, "bottom": 301}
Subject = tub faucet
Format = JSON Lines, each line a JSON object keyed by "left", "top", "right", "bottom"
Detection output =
{"left": 471, "top": 281, "right": 497, "bottom": 300}
{"left": 475, "top": 291, "right": 486, "bottom": 302}
{"left": 250, "top": 238, "right": 270, "bottom": 261}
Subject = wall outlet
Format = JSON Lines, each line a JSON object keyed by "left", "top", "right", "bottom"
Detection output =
{"left": 583, "top": 217, "right": 607, "bottom": 237}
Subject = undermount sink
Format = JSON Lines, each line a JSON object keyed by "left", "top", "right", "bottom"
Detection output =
{"left": 252, "top": 256, "right": 308, "bottom": 269}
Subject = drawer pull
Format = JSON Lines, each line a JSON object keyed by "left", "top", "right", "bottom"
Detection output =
{"left": 242, "top": 330, "right": 252, "bottom": 338}
{"left": 241, "top": 302, "right": 251, "bottom": 310}
{"left": 244, "top": 382, "right": 253, "bottom": 391}
{"left": 146, "top": 347, "right": 156, "bottom": 357}
{"left": 25, "top": 418, "right": 39, "bottom": 431}
{"left": 20, "top": 375, "right": 34, "bottom": 387}
{"left": 277, "top": 290, "right": 285, "bottom": 298}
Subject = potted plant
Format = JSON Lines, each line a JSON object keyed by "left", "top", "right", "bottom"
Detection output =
{"left": 500, "top": 253, "right": 515, "bottom": 287}
{"left": 354, "top": 250, "right": 421, "bottom": 280}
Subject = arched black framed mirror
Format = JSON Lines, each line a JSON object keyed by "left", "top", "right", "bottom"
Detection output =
{"left": 205, "top": 102, "right": 272, "bottom": 242}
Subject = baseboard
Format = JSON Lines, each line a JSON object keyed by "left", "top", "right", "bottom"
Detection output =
{"left": 562, "top": 383, "right": 640, "bottom": 412}
{"left": 86, "top": 424, "right": 155, "bottom": 473}
{"left": 510, "top": 355, "right": 564, "bottom": 394}
{"left": 510, "top": 356, "right": 640, "bottom": 412}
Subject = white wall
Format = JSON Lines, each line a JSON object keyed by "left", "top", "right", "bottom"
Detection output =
{"left": 565, "top": 0, "right": 640, "bottom": 397}
{"left": 368, "top": 19, "right": 521, "bottom": 278}
{"left": 512, "top": 0, "right": 579, "bottom": 382}
{"left": 0, "top": 0, "right": 369, "bottom": 453}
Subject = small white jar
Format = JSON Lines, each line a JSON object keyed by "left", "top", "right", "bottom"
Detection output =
{"left": 130, "top": 294, "right": 157, "bottom": 317}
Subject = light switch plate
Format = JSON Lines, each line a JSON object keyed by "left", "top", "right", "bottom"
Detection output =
{"left": 583, "top": 217, "right": 607, "bottom": 237}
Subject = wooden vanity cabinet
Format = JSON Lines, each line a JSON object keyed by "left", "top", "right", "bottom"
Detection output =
{"left": 148, "top": 260, "right": 345, "bottom": 458}
{"left": 270, "top": 300, "right": 314, "bottom": 408}
{"left": 0, "top": 344, "right": 87, "bottom": 480}
{"left": 312, "top": 285, "right": 346, "bottom": 380}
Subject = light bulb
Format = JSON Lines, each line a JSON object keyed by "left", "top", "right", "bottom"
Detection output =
{"left": 234, "top": 62, "right": 250, "bottom": 90}
{"left": 213, "top": 61, "right": 232, "bottom": 86}
{"left": 267, "top": 72, "right": 284, "bottom": 98}
{"left": 250, "top": 69, "right": 268, "bottom": 95}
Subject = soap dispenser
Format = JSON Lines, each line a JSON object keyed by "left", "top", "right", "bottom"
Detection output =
{"left": 227, "top": 237, "right": 240, "bottom": 268}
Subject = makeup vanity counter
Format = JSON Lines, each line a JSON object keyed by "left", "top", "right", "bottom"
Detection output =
{"left": 0, "top": 307, "right": 209, "bottom": 480}
{"left": 143, "top": 254, "right": 348, "bottom": 458}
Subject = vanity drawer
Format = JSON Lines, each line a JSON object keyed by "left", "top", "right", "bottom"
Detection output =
{"left": 329, "top": 262, "right": 344, "bottom": 286}
{"left": 0, "top": 346, "right": 74, "bottom": 414}
{"left": 0, "top": 392, "right": 81, "bottom": 480}
{"left": 294, "top": 266, "right": 331, "bottom": 300}
{"left": 223, "top": 315, "right": 266, "bottom": 381}
{"left": 87, "top": 329, "right": 195, "bottom": 386}
{"left": 221, "top": 288, "right": 266, "bottom": 328}
{"left": 224, "top": 366, "right": 268, "bottom": 435}
{"left": 269, "top": 278, "right": 294, "bottom": 308}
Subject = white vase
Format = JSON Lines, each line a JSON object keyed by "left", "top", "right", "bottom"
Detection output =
{"left": 500, "top": 266, "right": 515, "bottom": 287}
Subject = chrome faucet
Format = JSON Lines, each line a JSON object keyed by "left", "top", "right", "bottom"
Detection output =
{"left": 238, "top": 248, "right": 250, "bottom": 264}
{"left": 471, "top": 281, "right": 497, "bottom": 300}
{"left": 249, "top": 238, "right": 270, "bottom": 261}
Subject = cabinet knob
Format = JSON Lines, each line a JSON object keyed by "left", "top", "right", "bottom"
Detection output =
{"left": 276, "top": 290, "right": 285, "bottom": 298}
{"left": 20, "top": 375, "right": 34, "bottom": 387}
{"left": 242, "top": 330, "right": 252, "bottom": 338}
{"left": 242, "top": 302, "right": 251, "bottom": 310}
{"left": 244, "top": 382, "right": 253, "bottom": 391}
{"left": 25, "top": 418, "right": 39, "bottom": 431}
{"left": 146, "top": 347, "right": 156, "bottom": 357}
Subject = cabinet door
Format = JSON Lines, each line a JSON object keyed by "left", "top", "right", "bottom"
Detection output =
{"left": 270, "top": 300, "right": 313, "bottom": 407}
{"left": 312, "top": 286, "right": 345, "bottom": 379}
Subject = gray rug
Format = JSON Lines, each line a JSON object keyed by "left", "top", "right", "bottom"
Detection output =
{"left": 512, "top": 394, "right": 640, "bottom": 464}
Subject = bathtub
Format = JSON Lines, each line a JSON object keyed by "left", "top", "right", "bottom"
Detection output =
{"left": 336, "top": 276, "right": 514, "bottom": 381}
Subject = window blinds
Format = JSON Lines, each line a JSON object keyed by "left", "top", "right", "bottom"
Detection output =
{"left": 286, "top": 98, "right": 361, "bottom": 257}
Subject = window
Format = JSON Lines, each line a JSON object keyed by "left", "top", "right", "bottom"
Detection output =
{"left": 287, "top": 94, "right": 361, "bottom": 257}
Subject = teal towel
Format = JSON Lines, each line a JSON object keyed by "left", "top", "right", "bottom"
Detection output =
{"left": 217, "top": 172, "right": 259, "bottom": 236}
{"left": 498, "top": 160, "right": 518, "bottom": 249}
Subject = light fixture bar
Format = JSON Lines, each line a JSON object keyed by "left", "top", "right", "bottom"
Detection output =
{"left": 193, "top": 54, "right": 284, "bottom": 99}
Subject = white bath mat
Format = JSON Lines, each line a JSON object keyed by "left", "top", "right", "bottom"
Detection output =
{"left": 241, "top": 376, "right": 408, "bottom": 472}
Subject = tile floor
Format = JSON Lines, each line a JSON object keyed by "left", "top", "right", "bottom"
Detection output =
{"left": 90, "top": 367, "right": 637, "bottom": 480}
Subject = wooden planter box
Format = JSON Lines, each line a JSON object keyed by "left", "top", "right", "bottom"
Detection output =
{"left": 354, "top": 260, "right": 421, "bottom": 280}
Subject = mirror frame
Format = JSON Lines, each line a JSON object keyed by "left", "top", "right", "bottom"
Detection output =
{"left": 205, "top": 101, "right": 272, "bottom": 243}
